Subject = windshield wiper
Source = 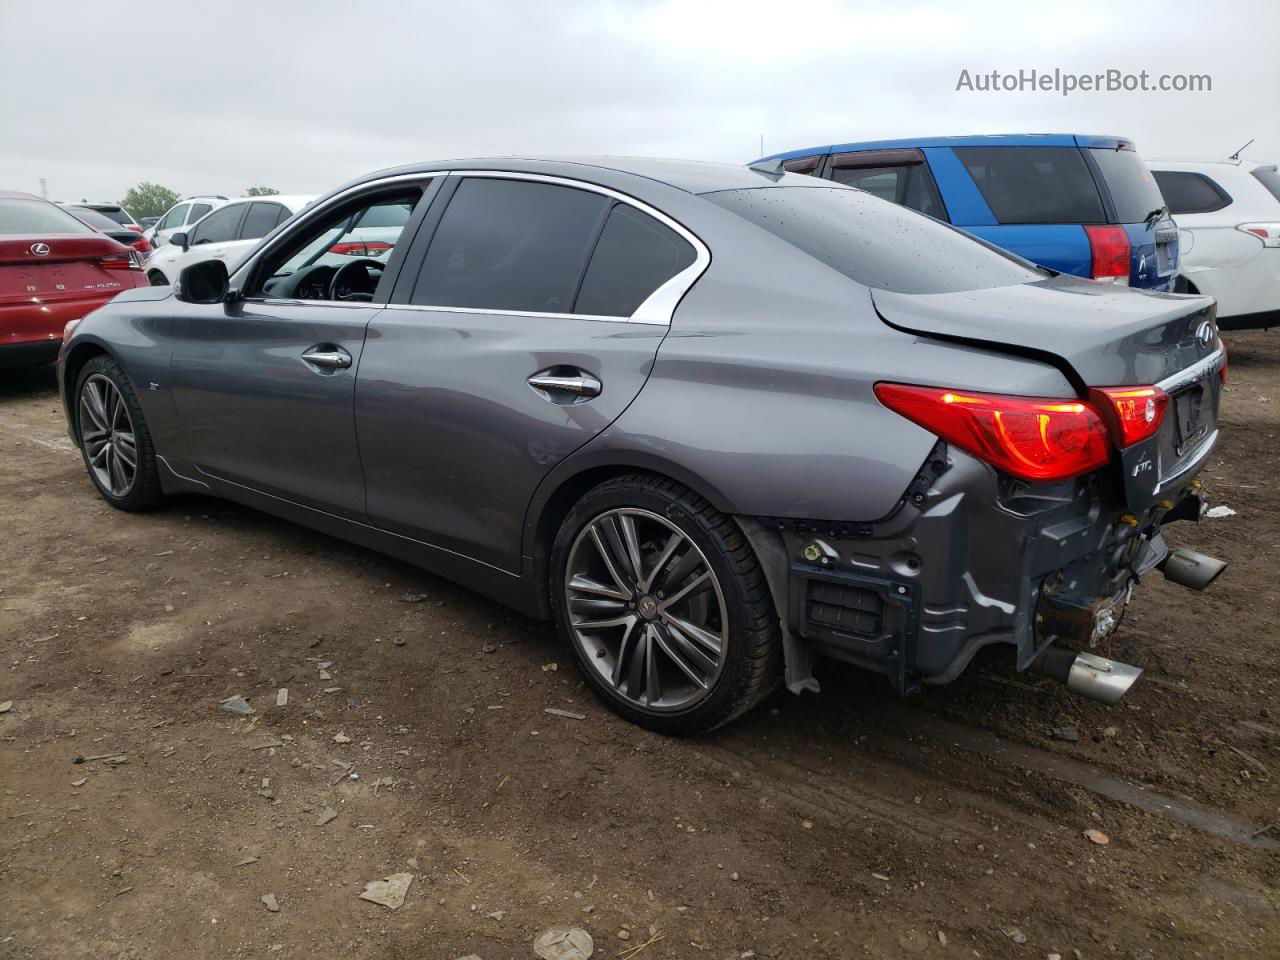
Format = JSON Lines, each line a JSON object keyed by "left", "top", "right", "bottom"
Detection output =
{"left": 1143, "top": 205, "right": 1168, "bottom": 229}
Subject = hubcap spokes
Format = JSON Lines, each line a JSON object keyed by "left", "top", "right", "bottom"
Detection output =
{"left": 79, "top": 375, "right": 136, "bottom": 498}
{"left": 565, "top": 508, "right": 727, "bottom": 712}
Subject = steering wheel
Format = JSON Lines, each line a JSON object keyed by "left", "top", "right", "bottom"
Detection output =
{"left": 328, "top": 258, "right": 384, "bottom": 302}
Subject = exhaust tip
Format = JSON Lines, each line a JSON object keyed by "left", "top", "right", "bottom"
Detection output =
{"left": 1160, "top": 547, "right": 1228, "bottom": 591}
{"left": 1065, "top": 651, "right": 1143, "bottom": 704}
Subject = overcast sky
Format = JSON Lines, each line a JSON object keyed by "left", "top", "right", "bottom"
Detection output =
{"left": 2, "top": 0, "right": 1276, "bottom": 203}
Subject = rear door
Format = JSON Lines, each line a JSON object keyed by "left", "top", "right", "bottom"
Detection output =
{"left": 357, "top": 174, "right": 701, "bottom": 572}
{"left": 949, "top": 145, "right": 1104, "bottom": 277}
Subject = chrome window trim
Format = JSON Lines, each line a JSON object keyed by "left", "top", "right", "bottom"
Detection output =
{"left": 232, "top": 168, "right": 711, "bottom": 327}
{"left": 1155, "top": 347, "right": 1225, "bottom": 394}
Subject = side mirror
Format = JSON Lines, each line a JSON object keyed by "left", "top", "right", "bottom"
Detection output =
{"left": 175, "top": 259, "right": 230, "bottom": 304}
{"left": 170, "top": 231, "right": 189, "bottom": 252}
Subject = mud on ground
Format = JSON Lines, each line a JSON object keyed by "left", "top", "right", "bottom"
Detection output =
{"left": 1, "top": 331, "right": 1277, "bottom": 959}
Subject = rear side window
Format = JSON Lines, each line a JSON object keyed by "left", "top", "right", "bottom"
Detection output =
{"left": 955, "top": 146, "right": 1105, "bottom": 224}
{"left": 190, "top": 204, "right": 244, "bottom": 245}
{"left": 158, "top": 204, "right": 188, "bottom": 229}
{"left": 704, "top": 185, "right": 1042, "bottom": 294}
{"left": 413, "top": 178, "right": 607, "bottom": 313}
{"left": 1253, "top": 168, "right": 1280, "bottom": 202}
{"left": 0, "top": 198, "right": 94, "bottom": 235}
{"left": 240, "top": 202, "right": 286, "bottom": 240}
{"left": 187, "top": 202, "right": 212, "bottom": 223}
{"left": 1151, "top": 171, "right": 1232, "bottom": 215}
{"left": 576, "top": 204, "right": 696, "bottom": 316}
{"left": 1088, "top": 147, "right": 1166, "bottom": 223}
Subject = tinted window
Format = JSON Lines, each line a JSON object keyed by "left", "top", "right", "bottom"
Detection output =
{"left": 782, "top": 156, "right": 821, "bottom": 175}
{"left": 955, "top": 146, "right": 1105, "bottom": 224}
{"left": 413, "top": 178, "right": 607, "bottom": 313}
{"left": 0, "top": 198, "right": 94, "bottom": 235}
{"left": 830, "top": 163, "right": 947, "bottom": 219}
{"left": 93, "top": 206, "right": 132, "bottom": 226}
{"left": 355, "top": 202, "right": 412, "bottom": 228}
{"left": 190, "top": 204, "right": 244, "bottom": 244}
{"left": 1252, "top": 168, "right": 1280, "bottom": 202}
{"left": 240, "top": 202, "right": 286, "bottom": 240}
{"left": 1151, "top": 171, "right": 1232, "bottom": 215}
{"left": 158, "top": 204, "right": 189, "bottom": 230}
{"left": 275, "top": 205, "right": 293, "bottom": 227}
{"left": 1088, "top": 147, "right": 1166, "bottom": 223}
{"left": 705, "top": 185, "right": 1041, "bottom": 294}
{"left": 575, "top": 204, "right": 696, "bottom": 317}
{"left": 66, "top": 206, "right": 127, "bottom": 233}
{"left": 187, "top": 202, "right": 212, "bottom": 223}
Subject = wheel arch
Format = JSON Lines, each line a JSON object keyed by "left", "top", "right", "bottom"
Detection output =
{"left": 60, "top": 340, "right": 114, "bottom": 441}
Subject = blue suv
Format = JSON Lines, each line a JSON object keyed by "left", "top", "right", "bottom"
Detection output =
{"left": 756, "top": 134, "right": 1179, "bottom": 291}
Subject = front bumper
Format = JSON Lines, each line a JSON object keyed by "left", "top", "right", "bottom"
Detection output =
{"left": 756, "top": 441, "right": 1209, "bottom": 696}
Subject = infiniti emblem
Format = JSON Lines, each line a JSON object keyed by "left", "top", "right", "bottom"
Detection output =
{"left": 30, "top": 242, "right": 50, "bottom": 256}
{"left": 1195, "top": 320, "right": 1215, "bottom": 346}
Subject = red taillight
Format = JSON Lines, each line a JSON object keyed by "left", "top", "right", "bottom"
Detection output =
{"left": 99, "top": 251, "right": 142, "bottom": 271}
{"left": 1089, "top": 385, "right": 1168, "bottom": 447}
{"left": 874, "top": 383, "right": 1111, "bottom": 483}
{"left": 132, "top": 235, "right": 152, "bottom": 254}
{"left": 329, "top": 241, "right": 392, "bottom": 257}
{"left": 1084, "top": 225, "right": 1131, "bottom": 284}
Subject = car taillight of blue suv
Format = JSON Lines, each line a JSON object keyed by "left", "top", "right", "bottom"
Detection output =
{"left": 756, "top": 134, "right": 1179, "bottom": 291}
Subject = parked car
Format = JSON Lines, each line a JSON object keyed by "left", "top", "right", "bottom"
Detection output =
{"left": 139, "top": 216, "right": 161, "bottom": 230}
{"left": 1149, "top": 157, "right": 1280, "bottom": 330}
{"left": 62, "top": 201, "right": 143, "bottom": 234}
{"left": 756, "top": 134, "right": 1180, "bottom": 291}
{"left": 58, "top": 159, "right": 1226, "bottom": 733}
{"left": 144, "top": 195, "right": 313, "bottom": 286}
{"left": 1, "top": 190, "right": 147, "bottom": 368}
{"left": 146, "top": 195, "right": 228, "bottom": 249}
{"left": 62, "top": 205, "right": 153, "bottom": 256}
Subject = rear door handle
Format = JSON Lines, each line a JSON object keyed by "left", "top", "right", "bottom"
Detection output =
{"left": 527, "top": 372, "right": 602, "bottom": 398}
{"left": 302, "top": 345, "right": 352, "bottom": 370}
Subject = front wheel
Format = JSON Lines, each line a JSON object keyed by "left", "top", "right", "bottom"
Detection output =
{"left": 75, "top": 356, "right": 164, "bottom": 511}
{"left": 551, "top": 474, "right": 782, "bottom": 735}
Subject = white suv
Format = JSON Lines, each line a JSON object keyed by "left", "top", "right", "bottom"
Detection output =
{"left": 145, "top": 195, "right": 314, "bottom": 286}
{"left": 146, "top": 196, "right": 229, "bottom": 249}
{"left": 1150, "top": 157, "right": 1280, "bottom": 330}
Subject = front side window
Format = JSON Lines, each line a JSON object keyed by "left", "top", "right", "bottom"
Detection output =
{"left": 187, "top": 202, "right": 212, "bottom": 223}
{"left": 1151, "top": 171, "right": 1232, "bottom": 215}
{"left": 158, "top": 204, "right": 189, "bottom": 230}
{"left": 576, "top": 204, "right": 695, "bottom": 316}
{"left": 782, "top": 156, "right": 821, "bottom": 176}
{"left": 247, "top": 189, "right": 424, "bottom": 301}
{"left": 190, "top": 205, "right": 244, "bottom": 245}
{"left": 240, "top": 202, "right": 286, "bottom": 241}
{"left": 955, "top": 146, "right": 1106, "bottom": 224}
{"left": 411, "top": 178, "right": 607, "bottom": 313}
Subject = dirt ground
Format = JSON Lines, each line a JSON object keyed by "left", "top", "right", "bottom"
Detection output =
{"left": 1, "top": 332, "right": 1277, "bottom": 960}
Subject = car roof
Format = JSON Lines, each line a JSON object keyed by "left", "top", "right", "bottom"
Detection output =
{"left": 219, "top": 194, "right": 314, "bottom": 211}
{"left": 757, "top": 133, "right": 1136, "bottom": 163}
{"left": 1149, "top": 157, "right": 1276, "bottom": 170}
{"left": 351, "top": 156, "right": 836, "bottom": 197}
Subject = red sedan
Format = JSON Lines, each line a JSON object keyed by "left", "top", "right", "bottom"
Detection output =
{"left": 1, "top": 191, "right": 148, "bottom": 369}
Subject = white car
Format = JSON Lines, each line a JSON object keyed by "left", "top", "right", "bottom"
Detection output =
{"left": 145, "top": 195, "right": 314, "bottom": 286}
{"left": 1150, "top": 157, "right": 1280, "bottom": 330}
{"left": 147, "top": 195, "right": 229, "bottom": 249}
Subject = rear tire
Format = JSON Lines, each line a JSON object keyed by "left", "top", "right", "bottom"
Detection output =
{"left": 74, "top": 355, "right": 164, "bottom": 512}
{"left": 551, "top": 474, "right": 781, "bottom": 735}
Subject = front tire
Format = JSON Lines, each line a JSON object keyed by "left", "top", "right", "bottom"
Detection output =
{"left": 75, "top": 356, "right": 163, "bottom": 511}
{"left": 551, "top": 474, "right": 782, "bottom": 735}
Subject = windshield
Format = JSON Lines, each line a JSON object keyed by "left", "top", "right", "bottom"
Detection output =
{"left": 703, "top": 185, "right": 1042, "bottom": 294}
{"left": 0, "top": 198, "right": 96, "bottom": 236}
{"left": 1089, "top": 147, "right": 1167, "bottom": 223}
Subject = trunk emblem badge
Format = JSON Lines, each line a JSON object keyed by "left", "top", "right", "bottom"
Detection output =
{"left": 1195, "top": 320, "right": 1215, "bottom": 346}
{"left": 30, "top": 242, "right": 50, "bottom": 256}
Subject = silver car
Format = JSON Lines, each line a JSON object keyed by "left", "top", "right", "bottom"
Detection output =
{"left": 57, "top": 157, "right": 1227, "bottom": 733}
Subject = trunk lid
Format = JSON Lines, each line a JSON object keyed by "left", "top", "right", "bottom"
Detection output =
{"left": 873, "top": 275, "right": 1224, "bottom": 506}
{"left": 0, "top": 234, "right": 137, "bottom": 306}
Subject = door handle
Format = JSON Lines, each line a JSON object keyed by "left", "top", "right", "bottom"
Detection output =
{"left": 527, "top": 372, "right": 602, "bottom": 398}
{"left": 302, "top": 346, "right": 352, "bottom": 370}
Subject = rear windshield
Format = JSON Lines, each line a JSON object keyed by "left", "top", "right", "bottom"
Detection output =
{"left": 1253, "top": 167, "right": 1280, "bottom": 203}
{"left": 1088, "top": 147, "right": 1166, "bottom": 223}
{"left": 955, "top": 146, "right": 1105, "bottom": 225}
{"left": 66, "top": 206, "right": 125, "bottom": 232}
{"left": 704, "top": 185, "right": 1042, "bottom": 294}
{"left": 0, "top": 198, "right": 95, "bottom": 236}
{"left": 95, "top": 206, "right": 134, "bottom": 226}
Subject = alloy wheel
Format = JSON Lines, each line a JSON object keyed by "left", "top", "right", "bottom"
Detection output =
{"left": 564, "top": 507, "right": 728, "bottom": 712}
{"left": 79, "top": 374, "right": 137, "bottom": 498}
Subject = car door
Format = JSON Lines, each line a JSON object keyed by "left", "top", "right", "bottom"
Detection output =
{"left": 152, "top": 202, "right": 188, "bottom": 246}
{"left": 356, "top": 173, "right": 704, "bottom": 573}
{"left": 184, "top": 203, "right": 248, "bottom": 268}
{"left": 168, "top": 182, "right": 435, "bottom": 519}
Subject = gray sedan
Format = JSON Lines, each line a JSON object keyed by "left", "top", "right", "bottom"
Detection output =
{"left": 57, "top": 157, "right": 1227, "bottom": 733}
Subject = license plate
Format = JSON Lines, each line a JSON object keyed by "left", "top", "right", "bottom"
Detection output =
{"left": 1173, "top": 384, "right": 1209, "bottom": 456}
